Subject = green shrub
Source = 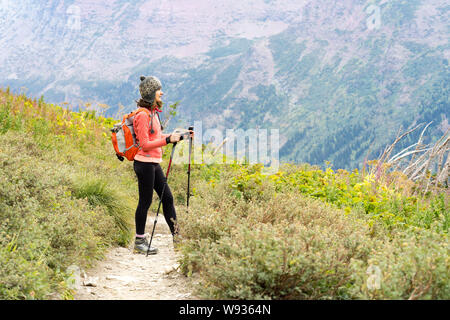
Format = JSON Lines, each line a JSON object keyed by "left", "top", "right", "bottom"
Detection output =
{"left": 71, "top": 176, "right": 133, "bottom": 245}
{"left": 0, "top": 126, "right": 132, "bottom": 299}
{"left": 0, "top": 235, "right": 56, "bottom": 300}
{"left": 177, "top": 162, "right": 449, "bottom": 300}
{"left": 349, "top": 230, "right": 449, "bottom": 299}
{"left": 0, "top": 100, "right": 22, "bottom": 133}
{"left": 179, "top": 188, "right": 449, "bottom": 299}
{"left": 180, "top": 193, "right": 373, "bottom": 299}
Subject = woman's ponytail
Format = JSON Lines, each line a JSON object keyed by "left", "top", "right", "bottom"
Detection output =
{"left": 136, "top": 98, "right": 153, "bottom": 109}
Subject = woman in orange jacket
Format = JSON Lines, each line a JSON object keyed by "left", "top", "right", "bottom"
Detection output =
{"left": 133, "top": 75, "right": 192, "bottom": 254}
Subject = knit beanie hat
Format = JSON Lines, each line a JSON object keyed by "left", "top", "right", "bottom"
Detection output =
{"left": 139, "top": 76, "right": 162, "bottom": 106}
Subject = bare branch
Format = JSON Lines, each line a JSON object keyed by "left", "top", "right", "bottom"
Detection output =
{"left": 380, "top": 123, "right": 424, "bottom": 165}
{"left": 372, "top": 122, "right": 449, "bottom": 190}
{"left": 408, "top": 121, "right": 432, "bottom": 168}
{"left": 212, "top": 138, "right": 228, "bottom": 156}
{"left": 436, "top": 153, "right": 450, "bottom": 185}
{"left": 403, "top": 149, "right": 432, "bottom": 176}
{"left": 389, "top": 146, "right": 432, "bottom": 165}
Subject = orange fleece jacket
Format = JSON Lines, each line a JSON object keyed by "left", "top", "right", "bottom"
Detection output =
{"left": 133, "top": 108, "right": 170, "bottom": 163}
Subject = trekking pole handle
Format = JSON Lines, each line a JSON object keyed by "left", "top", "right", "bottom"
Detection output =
{"left": 180, "top": 126, "right": 194, "bottom": 142}
{"left": 179, "top": 127, "right": 194, "bottom": 140}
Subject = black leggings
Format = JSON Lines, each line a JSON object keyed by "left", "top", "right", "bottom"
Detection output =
{"left": 133, "top": 160, "right": 178, "bottom": 236}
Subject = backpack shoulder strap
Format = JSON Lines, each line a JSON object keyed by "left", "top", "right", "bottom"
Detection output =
{"left": 124, "top": 108, "right": 150, "bottom": 121}
{"left": 137, "top": 108, "right": 151, "bottom": 115}
{"left": 156, "top": 112, "right": 164, "bottom": 131}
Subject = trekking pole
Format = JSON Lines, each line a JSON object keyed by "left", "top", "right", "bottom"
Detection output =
{"left": 146, "top": 141, "right": 178, "bottom": 257}
{"left": 186, "top": 126, "right": 194, "bottom": 213}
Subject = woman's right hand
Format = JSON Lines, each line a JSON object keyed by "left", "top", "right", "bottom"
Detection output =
{"left": 170, "top": 134, "right": 181, "bottom": 143}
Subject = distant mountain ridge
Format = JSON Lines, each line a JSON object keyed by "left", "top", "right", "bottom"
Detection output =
{"left": 1, "top": 0, "right": 448, "bottom": 169}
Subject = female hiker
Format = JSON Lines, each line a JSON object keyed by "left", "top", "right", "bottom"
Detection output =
{"left": 133, "top": 75, "right": 193, "bottom": 255}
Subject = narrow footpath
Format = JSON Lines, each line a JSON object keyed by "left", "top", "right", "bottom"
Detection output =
{"left": 74, "top": 219, "right": 197, "bottom": 300}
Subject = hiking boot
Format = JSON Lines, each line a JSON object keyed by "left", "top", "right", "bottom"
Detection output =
{"left": 134, "top": 237, "right": 158, "bottom": 255}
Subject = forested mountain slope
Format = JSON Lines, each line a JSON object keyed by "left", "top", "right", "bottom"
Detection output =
{"left": 1, "top": 0, "right": 448, "bottom": 169}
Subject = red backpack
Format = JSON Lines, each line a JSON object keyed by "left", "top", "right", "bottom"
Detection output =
{"left": 111, "top": 108, "right": 150, "bottom": 161}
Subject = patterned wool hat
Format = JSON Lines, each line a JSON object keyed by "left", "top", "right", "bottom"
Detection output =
{"left": 139, "top": 75, "right": 162, "bottom": 106}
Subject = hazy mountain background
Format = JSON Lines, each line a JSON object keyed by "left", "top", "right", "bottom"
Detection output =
{"left": 0, "top": 0, "right": 448, "bottom": 170}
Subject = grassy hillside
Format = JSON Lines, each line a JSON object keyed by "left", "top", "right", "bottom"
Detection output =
{"left": 179, "top": 162, "right": 448, "bottom": 299}
{"left": 0, "top": 88, "right": 448, "bottom": 299}
{"left": 0, "top": 88, "right": 137, "bottom": 299}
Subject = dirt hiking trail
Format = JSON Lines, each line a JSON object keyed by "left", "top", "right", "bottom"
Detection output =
{"left": 74, "top": 218, "right": 198, "bottom": 300}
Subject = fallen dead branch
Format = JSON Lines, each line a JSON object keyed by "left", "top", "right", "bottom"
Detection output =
{"left": 376, "top": 122, "right": 449, "bottom": 190}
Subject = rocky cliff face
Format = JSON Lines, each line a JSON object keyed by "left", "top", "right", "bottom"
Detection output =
{"left": 1, "top": 0, "right": 448, "bottom": 169}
